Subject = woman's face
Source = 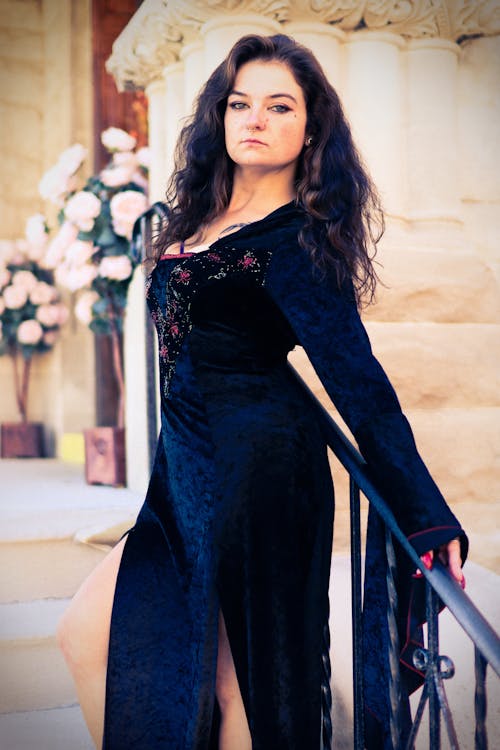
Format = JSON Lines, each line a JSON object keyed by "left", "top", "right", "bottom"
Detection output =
{"left": 224, "top": 60, "right": 307, "bottom": 177}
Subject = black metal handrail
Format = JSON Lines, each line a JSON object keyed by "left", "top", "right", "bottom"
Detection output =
{"left": 135, "top": 205, "right": 499, "bottom": 749}
{"left": 288, "top": 366, "right": 500, "bottom": 749}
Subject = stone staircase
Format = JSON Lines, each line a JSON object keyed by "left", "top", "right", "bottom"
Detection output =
{"left": 0, "top": 459, "right": 498, "bottom": 749}
{"left": 0, "top": 459, "right": 142, "bottom": 749}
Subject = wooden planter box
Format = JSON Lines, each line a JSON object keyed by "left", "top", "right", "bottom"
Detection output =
{"left": 1, "top": 422, "right": 44, "bottom": 458}
{"left": 84, "top": 427, "right": 126, "bottom": 487}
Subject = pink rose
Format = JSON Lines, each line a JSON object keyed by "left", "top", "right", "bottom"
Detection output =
{"left": 44, "top": 222, "right": 79, "bottom": 269}
{"left": 43, "top": 329, "right": 58, "bottom": 346}
{"left": 75, "top": 290, "right": 100, "bottom": 325}
{"left": 55, "top": 262, "right": 97, "bottom": 292}
{"left": 0, "top": 266, "right": 11, "bottom": 289}
{"left": 99, "top": 255, "right": 133, "bottom": 281}
{"left": 17, "top": 319, "right": 43, "bottom": 345}
{"left": 57, "top": 144, "right": 87, "bottom": 176}
{"left": 110, "top": 190, "right": 148, "bottom": 239}
{"left": 66, "top": 240, "right": 96, "bottom": 266}
{"left": 39, "top": 165, "right": 77, "bottom": 206}
{"left": 4, "top": 285, "right": 28, "bottom": 309}
{"left": 100, "top": 166, "right": 135, "bottom": 188}
{"left": 36, "top": 303, "right": 68, "bottom": 327}
{"left": 12, "top": 270, "right": 38, "bottom": 292}
{"left": 101, "top": 127, "right": 136, "bottom": 152}
{"left": 64, "top": 191, "right": 101, "bottom": 231}
{"left": 29, "top": 281, "right": 58, "bottom": 305}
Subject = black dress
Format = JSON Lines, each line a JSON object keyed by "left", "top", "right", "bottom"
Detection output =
{"left": 103, "top": 202, "right": 466, "bottom": 749}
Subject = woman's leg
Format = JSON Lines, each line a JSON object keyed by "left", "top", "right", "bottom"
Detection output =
{"left": 56, "top": 537, "right": 127, "bottom": 749}
{"left": 216, "top": 611, "right": 252, "bottom": 750}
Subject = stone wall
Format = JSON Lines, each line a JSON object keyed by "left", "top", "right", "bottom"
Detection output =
{"left": 0, "top": 0, "right": 95, "bottom": 455}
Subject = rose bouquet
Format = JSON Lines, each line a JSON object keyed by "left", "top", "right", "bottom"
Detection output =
{"left": 41, "top": 128, "right": 150, "bottom": 429}
{"left": 0, "top": 225, "right": 68, "bottom": 424}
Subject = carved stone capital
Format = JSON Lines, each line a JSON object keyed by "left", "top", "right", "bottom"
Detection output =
{"left": 106, "top": 0, "right": 500, "bottom": 90}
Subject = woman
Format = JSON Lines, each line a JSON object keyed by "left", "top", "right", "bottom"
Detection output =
{"left": 58, "top": 34, "right": 466, "bottom": 750}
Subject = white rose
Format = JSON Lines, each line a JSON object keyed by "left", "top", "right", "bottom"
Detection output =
{"left": 29, "top": 281, "right": 58, "bottom": 305}
{"left": 66, "top": 240, "right": 96, "bottom": 266}
{"left": 100, "top": 166, "right": 135, "bottom": 188}
{"left": 110, "top": 190, "right": 148, "bottom": 240}
{"left": 25, "top": 214, "right": 48, "bottom": 251}
{"left": 55, "top": 262, "right": 97, "bottom": 292}
{"left": 99, "top": 255, "right": 133, "bottom": 281}
{"left": 17, "top": 319, "right": 43, "bottom": 345}
{"left": 64, "top": 191, "right": 101, "bottom": 231}
{"left": 130, "top": 171, "right": 149, "bottom": 191}
{"left": 75, "top": 290, "right": 100, "bottom": 325}
{"left": 101, "top": 127, "right": 136, "bottom": 152}
{"left": 4, "top": 285, "right": 28, "bottom": 308}
{"left": 38, "top": 165, "right": 77, "bottom": 206}
{"left": 57, "top": 143, "right": 87, "bottom": 176}
{"left": 12, "top": 270, "right": 38, "bottom": 292}
{"left": 0, "top": 266, "right": 11, "bottom": 288}
{"left": 136, "top": 146, "right": 151, "bottom": 169}
{"left": 113, "top": 151, "right": 138, "bottom": 169}
{"left": 43, "top": 222, "right": 79, "bottom": 269}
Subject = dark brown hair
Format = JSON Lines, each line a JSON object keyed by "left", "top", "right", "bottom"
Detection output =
{"left": 155, "top": 34, "right": 383, "bottom": 304}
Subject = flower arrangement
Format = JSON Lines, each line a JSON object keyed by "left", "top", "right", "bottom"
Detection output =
{"left": 0, "top": 232, "right": 68, "bottom": 423}
{"left": 40, "top": 128, "right": 150, "bottom": 428}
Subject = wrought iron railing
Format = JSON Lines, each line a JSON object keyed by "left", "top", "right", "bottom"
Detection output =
{"left": 133, "top": 207, "right": 500, "bottom": 750}
{"left": 291, "top": 369, "right": 500, "bottom": 750}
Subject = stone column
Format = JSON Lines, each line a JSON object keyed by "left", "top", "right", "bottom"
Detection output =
{"left": 342, "top": 30, "right": 406, "bottom": 221}
{"left": 285, "top": 22, "right": 345, "bottom": 95}
{"left": 406, "top": 38, "right": 461, "bottom": 234}
{"left": 201, "top": 14, "right": 281, "bottom": 73}
{"left": 124, "top": 78, "right": 167, "bottom": 493}
{"left": 181, "top": 41, "right": 204, "bottom": 114}
{"left": 164, "top": 62, "right": 185, "bottom": 179}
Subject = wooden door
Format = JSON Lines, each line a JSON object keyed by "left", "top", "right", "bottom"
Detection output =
{"left": 91, "top": 0, "right": 147, "bottom": 426}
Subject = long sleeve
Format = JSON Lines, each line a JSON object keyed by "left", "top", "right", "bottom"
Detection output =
{"left": 264, "top": 237, "right": 466, "bottom": 554}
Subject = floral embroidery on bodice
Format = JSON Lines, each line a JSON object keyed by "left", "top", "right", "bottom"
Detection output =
{"left": 147, "top": 246, "right": 272, "bottom": 398}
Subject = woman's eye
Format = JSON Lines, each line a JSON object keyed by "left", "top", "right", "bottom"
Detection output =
{"left": 270, "top": 104, "right": 291, "bottom": 113}
{"left": 228, "top": 101, "right": 247, "bottom": 110}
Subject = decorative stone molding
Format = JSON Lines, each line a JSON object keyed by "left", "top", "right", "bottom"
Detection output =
{"left": 106, "top": 0, "right": 500, "bottom": 90}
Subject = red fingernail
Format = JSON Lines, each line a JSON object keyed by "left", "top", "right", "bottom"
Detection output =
{"left": 422, "top": 553, "right": 433, "bottom": 570}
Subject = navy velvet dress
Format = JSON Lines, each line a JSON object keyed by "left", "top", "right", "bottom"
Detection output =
{"left": 103, "top": 202, "right": 466, "bottom": 749}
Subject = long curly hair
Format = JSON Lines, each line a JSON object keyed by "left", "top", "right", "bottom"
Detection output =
{"left": 155, "top": 33, "right": 383, "bottom": 304}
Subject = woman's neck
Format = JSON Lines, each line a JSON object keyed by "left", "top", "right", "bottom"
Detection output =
{"left": 227, "top": 168, "right": 296, "bottom": 217}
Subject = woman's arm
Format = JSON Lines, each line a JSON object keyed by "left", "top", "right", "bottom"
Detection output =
{"left": 264, "top": 239, "right": 468, "bottom": 575}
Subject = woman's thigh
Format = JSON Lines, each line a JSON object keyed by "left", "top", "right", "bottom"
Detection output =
{"left": 58, "top": 536, "right": 127, "bottom": 667}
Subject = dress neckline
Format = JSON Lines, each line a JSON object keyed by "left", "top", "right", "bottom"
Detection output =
{"left": 158, "top": 200, "right": 300, "bottom": 263}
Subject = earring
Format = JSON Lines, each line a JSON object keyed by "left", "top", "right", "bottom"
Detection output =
{"left": 305, "top": 136, "right": 313, "bottom": 146}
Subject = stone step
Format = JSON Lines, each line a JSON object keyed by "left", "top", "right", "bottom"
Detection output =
{"left": 0, "top": 598, "right": 76, "bottom": 713}
{"left": 0, "top": 704, "right": 93, "bottom": 750}
{"left": 0, "top": 538, "right": 107, "bottom": 603}
{"left": 367, "top": 244, "right": 500, "bottom": 323}
{"left": 0, "top": 458, "right": 142, "bottom": 603}
{"left": 365, "top": 322, "right": 500, "bottom": 409}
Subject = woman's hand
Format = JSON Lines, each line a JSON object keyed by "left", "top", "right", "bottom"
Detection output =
{"left": 419, "top": 537, "right": 465, "bottom": 589}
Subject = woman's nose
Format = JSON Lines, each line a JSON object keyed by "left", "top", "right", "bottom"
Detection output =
{"left": 245, "top": 107, "right": 265, "bottom": 130}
